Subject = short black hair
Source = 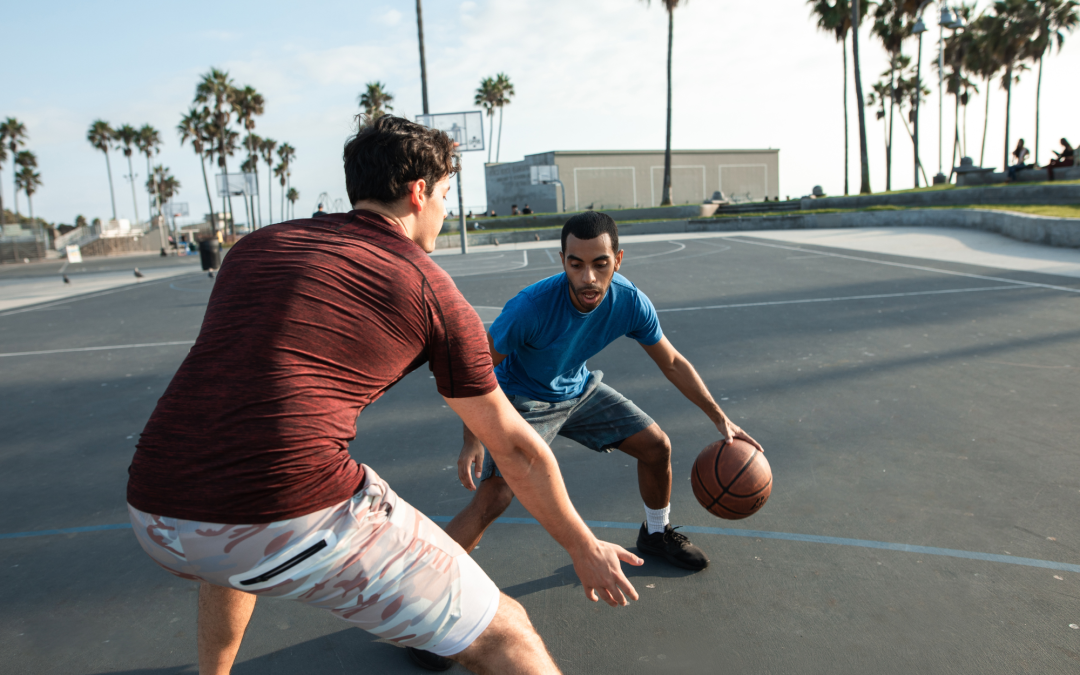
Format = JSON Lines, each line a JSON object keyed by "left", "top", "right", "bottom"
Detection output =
{"left": 561, "top": 211, "right": 619, "bottom": 253}
{"left": 343, "top": 115, "right": 459, "bottom": 206}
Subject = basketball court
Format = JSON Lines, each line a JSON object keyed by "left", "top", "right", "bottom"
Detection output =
{"left": 2, "top": 227, "right": 1078, "bottom": 673}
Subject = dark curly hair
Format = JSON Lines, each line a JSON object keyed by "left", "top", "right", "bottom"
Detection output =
{"left": 343, "top": 115, "right": 459, "bottom": 206}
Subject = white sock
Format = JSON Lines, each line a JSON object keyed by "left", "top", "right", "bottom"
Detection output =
{"left": 644, "top": 504, "right": 670, "bottom": 535}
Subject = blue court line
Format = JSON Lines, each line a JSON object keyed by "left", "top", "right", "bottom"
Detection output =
{"left": 5, "top": 518, "right": 1078, "bottom": 575}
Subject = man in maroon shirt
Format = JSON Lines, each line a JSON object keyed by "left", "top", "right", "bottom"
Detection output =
{"left": 127, "top": 116, "right": 642, "bottom": 675}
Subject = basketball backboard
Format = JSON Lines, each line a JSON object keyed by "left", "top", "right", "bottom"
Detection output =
{"left": 530, "top": 165, "right": 559, "bottom": 185}
{"left": 165, "top": 201, "right": 189, "bottom": 218}
{"left": 215, "top": 173, "right": 259, "bottom": 197}
{"left": 415, "top": 112, "right": 484, "bottom": 152}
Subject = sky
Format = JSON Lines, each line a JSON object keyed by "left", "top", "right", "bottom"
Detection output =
{"left": 3, "top": 0, "right": 1079, "bottom": 227}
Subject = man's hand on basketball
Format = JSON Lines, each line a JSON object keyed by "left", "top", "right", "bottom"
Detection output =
{"left": 571, "top": 539, "right": 643, "bottom": 607}
{"left": 457, "top": 438, "right": 486, "bottom": 491}
{"left": 716, "top": 415, "right": 764, "bottom": 453}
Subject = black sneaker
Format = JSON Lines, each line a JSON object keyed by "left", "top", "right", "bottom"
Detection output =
{"left": 636, "top": 523, "right": 709, "bottom": 571}
{"left": 406, "top": 647, "right": 453, "bottom": 671}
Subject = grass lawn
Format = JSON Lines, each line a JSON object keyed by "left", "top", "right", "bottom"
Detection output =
{"left": 713, "top": 203, "right": 1080, "bottom": 219}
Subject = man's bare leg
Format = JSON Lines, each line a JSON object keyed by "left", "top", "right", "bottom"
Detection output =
{"left": 451, "top": 593, "right": 560, "bottom": 675}
{"left": 444, "top": 476, "right": 516, "bottom": 552}
{"left": 615, "top": 423, "right": 672, "bottom": 509}
{"left": 198, "top": 582, "right": 257, "bottom": 675}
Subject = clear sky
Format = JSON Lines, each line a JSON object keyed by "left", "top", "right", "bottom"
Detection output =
{"left": 4, "top": 0, "right": 1078, "bottom": 226}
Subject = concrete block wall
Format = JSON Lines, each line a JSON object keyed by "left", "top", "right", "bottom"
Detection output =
{"left": 803, "top": 184, "right": 1080, "bottom": 211}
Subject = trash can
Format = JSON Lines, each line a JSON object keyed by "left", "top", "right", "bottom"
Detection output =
{"left": 198, "top": 238, "right": 221, "bottom": 271}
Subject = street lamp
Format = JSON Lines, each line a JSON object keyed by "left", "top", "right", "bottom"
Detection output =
{"left": 933, "top": 5, "right": 964, "bottom": 185}
{"left": 912, "top": 14, "right": 928, "bottom": 187}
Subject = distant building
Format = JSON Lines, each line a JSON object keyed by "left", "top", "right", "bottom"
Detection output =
{"left": 484, "top": 149, "right": 779, "bottom": 215}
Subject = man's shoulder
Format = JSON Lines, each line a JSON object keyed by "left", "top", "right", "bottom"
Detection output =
{"left": 610, "top": 273, "right": 648, "bottom": 302}
{"left": 518, "top": 273, "right": 566, "bottom": 303}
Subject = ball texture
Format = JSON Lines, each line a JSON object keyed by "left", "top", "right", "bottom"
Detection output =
{"left": 691, "top": 439, "right": 772, "bottom": 520}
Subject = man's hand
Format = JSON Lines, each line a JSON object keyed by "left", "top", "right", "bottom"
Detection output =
{"left": 715, "top": 415, "right": 764, "bottom": 453}
{"left": 571, "top": 540, "right": 643, "bottom": 606}
{"left": 457, "top": 435, "right": 485, "bottom": 491}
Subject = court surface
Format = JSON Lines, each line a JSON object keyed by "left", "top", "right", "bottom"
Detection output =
{"left": 2, "top": 228, "right": 1079, "bottom": 674}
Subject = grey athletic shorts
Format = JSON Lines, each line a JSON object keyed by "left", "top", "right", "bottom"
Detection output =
{"left": 481, "top": 370, "right": 655, "bottom": 481}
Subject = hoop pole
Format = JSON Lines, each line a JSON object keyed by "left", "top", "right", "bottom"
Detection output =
{"left": 457, "top": 158, "right": 468, "bottom": 255}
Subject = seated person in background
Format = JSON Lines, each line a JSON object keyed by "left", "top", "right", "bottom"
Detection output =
{"left": 511, "top": 204, "right": 520, "bottom": 216}
{"left": 1008, "top": 139, "right": 1031, "bottom": 180}
{"left": 522, "top": 204, "right": 533, "bottom": 215}
{"left": 1048, "top": 138, "right": 1074, "bottom": 168}
{"left": 312, "top": 203, "right": 328, "bottom": 218}
{"left": 488, "top": 209, "right": 497, "bottom": 218}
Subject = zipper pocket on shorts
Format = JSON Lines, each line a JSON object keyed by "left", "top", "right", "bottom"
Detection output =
{"left": 238, "top": 539, "right": 328, "bottom": 586}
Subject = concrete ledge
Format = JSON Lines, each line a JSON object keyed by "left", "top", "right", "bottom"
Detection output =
{"left": 802, "top": 183, "right": 1080, "bottom": 210}
{"left": 690, "top": 209, "right": 1080, "bottom": 248}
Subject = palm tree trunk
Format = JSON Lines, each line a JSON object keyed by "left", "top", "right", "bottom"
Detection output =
{"left": 886, "top": 61, "right": 895, "bottom": 191}
{"left": 254, "top": 167, "right": 262, "bottom": 228}
{"left": 104, "top": 151, "right": 117, "bottom": 220}
{"left": 145, "top": 155, "right": 154, "bottom": 225}
{"left": 496, "top": 106, "right": 505, "bottom": 163}
{"left": 661, "top": 7, "right": 674, "bottom": 206}
{"left": 487, "top": 114, "right": 494, "bottom": 164}
{"left": 126, "top": 155, "right": 140, "bottom": 226}
{"left": 851, "top": 0, "right": 871, "bottom": 194}
{"left": 12, "top": 158, "right": 20, "bottom": 215}
{"left": 844, "top": 34, "right": 850, "bottom": 196}
{"left": 949, "top": 95, "right": 960, "bottom": 181}
{"left": 914, "top": 33, "right": 923, "bottom": 187}
{"left": 281, "top": 182, "right": 285, "bottom": 220}
{"left": 1034, "top": 55, "right": 1043, "bottom": 166}
{"left": 417, "top": 0, "right": 430, "bottom": 115}
{"left": 1003, "top": 63, "right": 1012, "bottom": 171}
{"left": 980, "top": 76, "right": 990, "bottom": 167}
{"left": 199, "top": 154, "right": 216, "bottom": 232}
{"left": 266, "top": 162, "right": 273, "bottom": 224}
{"left": 899, "top": 113, "right": 931, "bottom": 185}
{"left": 0, "top": 167, "right": 5, "bottom": 228}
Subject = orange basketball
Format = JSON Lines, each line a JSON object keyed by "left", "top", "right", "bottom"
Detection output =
{"left": 690, "top": 439, "right": 772, "bottom": 520}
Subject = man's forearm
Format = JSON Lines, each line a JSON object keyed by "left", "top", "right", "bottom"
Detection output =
{"left": 663, "top": 356, "right": 725, "bottom": 423}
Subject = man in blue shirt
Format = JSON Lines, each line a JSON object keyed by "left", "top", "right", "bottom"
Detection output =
{"left": 455, "top": 211, "right": 760, "bottom": 562}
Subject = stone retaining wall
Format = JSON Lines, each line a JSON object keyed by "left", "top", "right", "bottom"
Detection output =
{"left": 802, "top": 184, "right": 1080, "bottom": 211}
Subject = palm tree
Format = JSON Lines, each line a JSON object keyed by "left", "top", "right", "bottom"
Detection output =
{"left": 136, "top": 125, "right": 162, "bottom": 225}
{"left": 1030, "top": 0, "right": 1079, "bottom": 164}
{"left": 178, "top": 108, "right": 216, "bottom": 231}
{"left": 872, "top": 1, "right": 912, "bottom": 191}
{"left": 147, "top": 165, "right": 180, "bottom": 248}
{"left": 641, "top": 0, "right": 685, "bottom": 205}
{"left": 867, "top": 79, "right": 891, "bottom": 162}
{"left": 359, "top": 82, "right": 394, "bottom": 122}
{"left": 808, "top": 0, "right": 856, "bottom": 195}
{"left": 416, "top": 0, "right": 430, "bottom": 114}
{"left": 115, "top": 124, "right": 142, "bottom": 225}
{"left": 195, "top": 68, "right": 237, "bottom": 232}
{"left": 851, "top": 0, "right": 872, "bottom": 193}
{"left": 15, "top": 164, "right": 42, "bottom": 243}
{"left": 286, "top": 187, "right": 299, "bottom": 220}
{"left": 87, "top": 120, "right": 118, "bottom": 220}
{"left": 475, "top": 77, "right": 498, "bottom": 163}
{"left": 895, "top": 65, "right": 932, "bottom": 184}
{"left": 275, "top": 162, "right": 287, "bottom": 220}
{"left": 3, "top": 117, "right": 29, "bottom": 216}
{"left": 964, "top": 15, "right": 1002, "bottom": 166}
{"left": 493, "top": 73, "right": 515, "bottom": 162}
{"left": 233, "top": 85, "right": 265, "bottom": 227}
{"left": 987, "top": 0, "right": 1039, "bottom": 170}
{"left": 0, "top": 136, "right": 6, "bottom": 229}
{"left": 941, "top": 4, "right": 978, "bottom": 177}
{"left": 260, "top": 137, "right": 277, "bottom": 224}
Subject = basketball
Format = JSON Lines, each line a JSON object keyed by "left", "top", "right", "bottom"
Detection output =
{"left": 691, "top": 439, "right": 772, "bottom": 520}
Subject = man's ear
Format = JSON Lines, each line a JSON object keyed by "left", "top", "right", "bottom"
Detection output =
{"left": 410, "top": 179, "right": 427, "bottom": 211}
{"left": 613, "top": 249, "right": 624, "bottom": 271}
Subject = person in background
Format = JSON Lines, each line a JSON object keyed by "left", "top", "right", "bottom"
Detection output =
{"left": 1049, "top": 138, "right": 1074, "bottom": 168}
{"left": 522, "top": 204, "right": 533, "bottom": 215}
{"left": 1008, "top": 139, "right": 1031, "bottom": 181}
{"left": 312, "top": 204, "right": 329, "bottom": 218}
{"left": 511, "top": 204, "right": 520, "bottom": 216}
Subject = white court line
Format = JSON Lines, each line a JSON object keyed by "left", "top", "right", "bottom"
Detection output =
{"left": 657, "top": 285, "right": 1024, "bottom": 314}
{"left": 625, "top": 241, "right": 687, "bottom": 261}
{"left": 0, "top": 340, "right": 195, "bottom": 358}
{"left": 728, "top": 237, "right": 1080, "bottom": 294}
{"left": 448, "top": 250, "right": 528, "bottom": 277}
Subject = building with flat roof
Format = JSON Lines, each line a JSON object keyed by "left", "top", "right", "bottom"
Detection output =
{"left": 483, "top": 149, "right": 779, "bottom": 216}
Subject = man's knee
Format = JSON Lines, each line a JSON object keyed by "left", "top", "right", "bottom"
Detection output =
{"left": 628, "top": 426, "right": 671, "bottom": 466}
{"left": 452, "top": 594, "right": 556, "bottom": 674}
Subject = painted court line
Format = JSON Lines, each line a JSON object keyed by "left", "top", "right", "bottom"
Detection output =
{"left": 0, "top": 340, "right": 195, "bottom": 358}
{"left": 656, "top": 285, "right": 1023, "bottom": 314}
{"left": 729, "top": 237, "right": 1080, "bottom": 294}
{"left": 5, "top": 518, "right": 1077, "bottom": 575}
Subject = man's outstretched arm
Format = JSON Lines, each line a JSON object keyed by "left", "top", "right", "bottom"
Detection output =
{"left": 445, "top": 390, "right": 643, "bottom": 607}
{"left": 640, "top": 336, "right": 763, "bottom": 452}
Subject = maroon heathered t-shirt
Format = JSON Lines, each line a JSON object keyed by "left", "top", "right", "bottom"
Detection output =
{"left": 127, "top": 211, "right": 497, "bottom": 523}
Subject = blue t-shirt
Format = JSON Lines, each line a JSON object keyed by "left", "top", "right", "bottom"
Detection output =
{"left": 490, "top": 272, "right": 663, "bottom": 402}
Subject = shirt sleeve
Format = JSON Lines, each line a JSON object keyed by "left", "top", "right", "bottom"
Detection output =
{"left": 626, "top": 288, "right": 663, "bottom": 346}
{"left": 489, "top": 292, "right": 539, "bottom": 357}
{"left": 425, "top": 274, "right": 498, "bottom": 399}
